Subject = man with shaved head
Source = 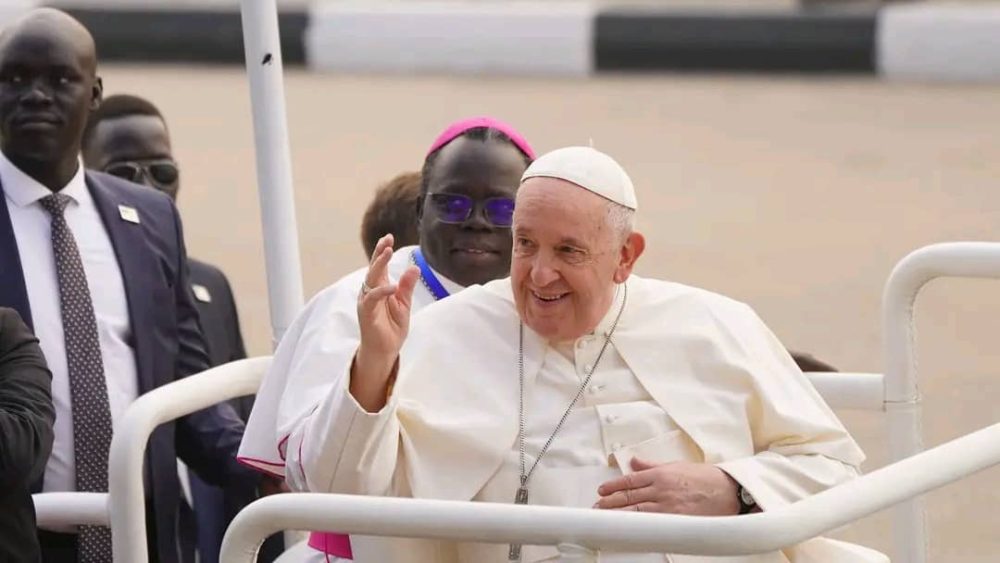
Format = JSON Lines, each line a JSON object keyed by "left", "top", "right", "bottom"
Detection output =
{"left": 0, "top": 10, "right": 258, "bottom": 563}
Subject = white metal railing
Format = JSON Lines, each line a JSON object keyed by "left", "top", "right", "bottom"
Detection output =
{"left": 33, "top": 492, "right": 109, "bottom": 529}
{"left": 220, "top": 417, "right": 1000, "bottom": 561}
{"left": 214, "top": 241, "right": 1000, "bottom": 562}
{"left": 31, "top": 357, "right": 271, "bottom": 560}
{"left": 804, "top": 372, "right": 884, "bottom": 410}
{"left": 31, "top": 242, "right": 1000, "bottom": 560}
{"left": 107, "top": 357, "right": 271, "bottom": 562}
{"left": 882, "top": 241, "right": 1000, "bottom": 563}
{"left": 30, "top": 366, "right": 882, "bottom": 555}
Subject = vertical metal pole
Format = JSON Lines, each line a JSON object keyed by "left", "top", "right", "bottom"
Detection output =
{"left": 239, "top": 0, "right": 305, "bottom": 344}
{"left": 882, "top": 242, "right": 1000, "bottom": 562}
{"left": 239, "top": 0, "right": 305, "bottom": 551}
{"left": 884, "top": 249, "right": 930, "bottom": 563}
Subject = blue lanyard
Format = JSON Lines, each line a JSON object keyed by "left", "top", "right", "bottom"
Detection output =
{"left": 412, "top": 248, "right": 450, "bottom": 301}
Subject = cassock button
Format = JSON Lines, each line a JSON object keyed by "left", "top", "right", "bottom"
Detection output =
{"left": 584, "top": 364, "right": 594, "bottom": 372}
{"left": 612, "top": 442, "right": 623, "bottom": 451}
{"left": 589, "top": 384, "right": 604, "bottom": 394}
{"left": 604, "top": 414, "right": 618, "bottom": 424}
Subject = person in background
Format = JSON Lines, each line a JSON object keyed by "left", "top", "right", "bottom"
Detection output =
{"left": 240, "top": 116, "right": 535, "bottom": 562}
{"left": 81, "top": 95, "right": 248, "bottom": 404}
{"left": 0, "top": 307, "right": 55, "bottom": 563}
{"left": 81, "top": 93, "right": 281, "bottom": 563}
{"left": 360, "top": 171, "right": 421, "bottom": 258}
{"left": 0, "top": 10, "right": 262, "bottom": 562}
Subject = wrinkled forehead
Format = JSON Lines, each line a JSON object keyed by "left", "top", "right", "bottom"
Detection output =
{"left": 515, "top": 176, "right": 610, "bottom": 213}
{"left": 513, "top": 177, "right": 612, "bottom": 238}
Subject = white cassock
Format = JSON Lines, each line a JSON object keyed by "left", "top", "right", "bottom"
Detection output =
{"left": 238, "top": 245, "right": 462, "bottom": 477}
{"left": 282, "top": 276, "right": 887, "bottom": 563}
{"left": 240, "top": 245, "right": 465, "bottom": 562}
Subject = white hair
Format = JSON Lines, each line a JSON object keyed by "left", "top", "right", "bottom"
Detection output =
{"left": 605, "top": 200, "right": 635, "bottom": 244}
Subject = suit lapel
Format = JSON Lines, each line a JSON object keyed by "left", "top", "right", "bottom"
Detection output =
{"left": 0, "top": 178, "right": 33, "bottom": 329}
{"left": 86, "top": 173, "right": 157, "bottom": 393}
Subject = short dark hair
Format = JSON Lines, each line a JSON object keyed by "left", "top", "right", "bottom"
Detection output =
{"left": 361, "top": 171, "right": 422, "bottom": 258}
{"left": 419, "top": 126, "right": 533, "bottom": 198}
{"left": 82, "top": 94, "right": 165, "bottom": 150}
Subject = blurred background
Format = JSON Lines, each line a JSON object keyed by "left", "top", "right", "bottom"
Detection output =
{"left": 7, "top": 0, "right": 1000, "bottom": 560}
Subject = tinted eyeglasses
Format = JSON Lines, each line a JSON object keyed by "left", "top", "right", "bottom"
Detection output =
{"left": 426, "top": 193, "right": 515, "bottom": 227}
{"left": 104, "top": 160, "right": 179, "bottom": 186}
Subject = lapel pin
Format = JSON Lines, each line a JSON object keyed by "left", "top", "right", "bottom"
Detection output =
{"left": 118, "top": 205, "right": 140, "bottom": 224}
{"left": 192, "top": 284, "right": 212, "bottom": 303}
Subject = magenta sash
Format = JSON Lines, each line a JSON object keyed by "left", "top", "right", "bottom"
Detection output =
{"left": 307, "top": 532, "right": 353, "bottom": 559}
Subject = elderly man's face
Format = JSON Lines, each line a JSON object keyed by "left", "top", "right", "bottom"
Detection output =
{"left": 511, "top": 177, "right": 644, "bottom": 342}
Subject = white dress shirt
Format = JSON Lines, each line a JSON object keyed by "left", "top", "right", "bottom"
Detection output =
{"left": 0, "top": 150, "right": 138, "bottom": 495}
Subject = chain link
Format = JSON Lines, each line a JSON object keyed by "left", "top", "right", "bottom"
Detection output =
{"left": 518, "top": 282, "right": 629, "bottom": 489}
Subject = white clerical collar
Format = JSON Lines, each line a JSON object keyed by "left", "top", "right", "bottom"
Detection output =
{"left": 548, "top": 281, "right": 627, "bottom": 353}
{"left": 591, "top": 282, "right": 627, "bottom": 338}
{"left": 0, "top": 149, "right": 87, "bottom": 209}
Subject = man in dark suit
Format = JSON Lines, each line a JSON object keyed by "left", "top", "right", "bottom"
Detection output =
{"left": 82, "top": 94, "right": 281, "bottom": 563}
{"left": 0, "top": 9, "right": 263, "bottom": 562}
{"left": 81, "top": 95, "right": 251, "bottom": 415}
{"left": 0, "top": 307, "right": 55, "bottom": 563}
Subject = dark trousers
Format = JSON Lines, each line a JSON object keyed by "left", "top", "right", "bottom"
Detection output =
{"left": 37, "top": 530, "right": 76, "bottom": 563}
{"left": 190, "top": 473, "right": 283, "bottom": 563}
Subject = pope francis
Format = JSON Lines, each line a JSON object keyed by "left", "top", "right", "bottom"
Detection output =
{"left": 281, "top": 147, "right": 887, "bottom": 562}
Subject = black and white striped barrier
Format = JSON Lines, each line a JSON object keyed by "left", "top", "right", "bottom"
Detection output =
{"left": 4, "top": 2, "right": 1000, "bottom": 81}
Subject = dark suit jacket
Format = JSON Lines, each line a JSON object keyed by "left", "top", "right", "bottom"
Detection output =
{"left": 186, "top": 259, "right": 281, "bottom": 563}
{"left": 0, "top": 171, "right": 257, "bottom": 563}
{"left": 188, "top": 258, "right": 250, "bottom": 418}
{"left": 0, "top": 307, "right": 54, "bottom": 563}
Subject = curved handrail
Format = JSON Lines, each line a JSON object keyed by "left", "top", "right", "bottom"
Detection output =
{"left": 882, "top": 241, "right": 1000, "bottom": 562}
{"left": 108, "top": 357, "right": 272, "bottom": 562}
{"left": 805, "top": 372, "right": 884, "bottom": 411}
{"left": 33, "top": 492, "right": 109, "bottom": 529}
{"left": 39, "top": 365, "right": 882, "bottom": 559}
{"left": 221, "top": 419, "right": 1000, "bottom": 561}
{"left": 884, "top": 242, "right": 1000, "bottom": 403}
{"left": 34, "top": 243, "right": 1000, "bottom": 561}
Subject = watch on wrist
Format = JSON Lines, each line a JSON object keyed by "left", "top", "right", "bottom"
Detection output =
{"left": 737, "top": 485, "right": 757, "bottom": 515}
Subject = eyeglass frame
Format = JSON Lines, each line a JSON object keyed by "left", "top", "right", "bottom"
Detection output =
{"left": 423, "top": 192, "right": 516, "bottom": 228}
{"left": 102, "top": 159, "right": 179, "bottom": 186}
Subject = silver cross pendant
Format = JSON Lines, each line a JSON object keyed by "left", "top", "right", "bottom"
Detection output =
{"left": 508, "top": 486, "right": 530, "bottom": 560}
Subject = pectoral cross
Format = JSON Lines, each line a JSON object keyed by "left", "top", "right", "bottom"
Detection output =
{"left": 508, "top": 485, "right": 530, "bottom": 561}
